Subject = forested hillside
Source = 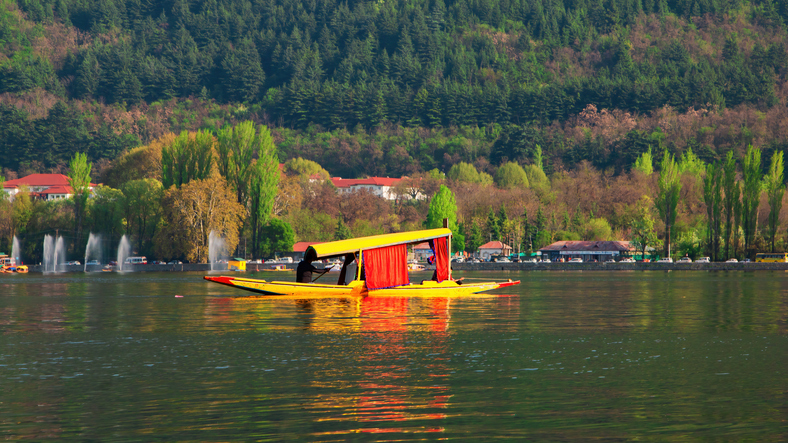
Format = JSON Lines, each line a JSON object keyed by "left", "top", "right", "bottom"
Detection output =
{"left": 2, "top": 0, "right": 788, "bottom": 176}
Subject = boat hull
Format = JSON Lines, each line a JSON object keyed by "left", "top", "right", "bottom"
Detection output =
{"left": 204, "top": 276, "right": 519, "bottom": 297}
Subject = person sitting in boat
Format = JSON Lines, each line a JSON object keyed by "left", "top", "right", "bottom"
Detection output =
{"left": 296, "top": 249, "right": 331, "bottom": 283}
{"left": 337, "top": 253, "right": 358, "bottom": 285}
{"left": 426, "top": 255, "right": 463, "bottom": 284}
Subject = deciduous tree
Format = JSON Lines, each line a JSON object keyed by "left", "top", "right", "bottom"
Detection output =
{"left": 249, "top": 125, "right": 279, "bottom": 259}
{"left": 161, "top": 130, "right": 215, "bottom": 189}
{"left": 426, "top": 184, "right": 464, "bottom": 251}
{"left": 157, "top": 173, "right": 244, "bottom": 263}
{"left": 67, "top": 152, "right": 92, "bottom": 246}
{"left": 765, "top": 150, "right": 784, "bottom": 252}
{"left": 656, "top": 150, "right": 681, "bottom": 257}
{"left": 494, "top": 162, "right": 529, "bottom": 189}
{"left": 741, "top": 145, "right": 762, "bottom": 257}
{"left": 630, "top": 197, "right": 658, "bottom": 260}
{"left": 722, "top": 151, "right": 738, "bottom": 259}
{"left": 121, "top": 179, "right": 162, "bottom": 255}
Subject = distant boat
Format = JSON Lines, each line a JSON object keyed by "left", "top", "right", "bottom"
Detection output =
{"left": 205, "top": 228, "right": 519, "bottom": 297}
{"left": 262, "top": 264, "right": 291, "bottom": 271}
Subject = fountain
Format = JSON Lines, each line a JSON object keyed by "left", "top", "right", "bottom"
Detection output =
{"left": 11, "top": 235, "right": 20, "bottom": 266}
{"left": 208, "top": 231, "right": 227, "bottom": 271}
{"left": 116, "top": 235, "right": 131, "bottom": 272}
{"left": 42, "top": 234, "right": 66, "bottom": 272}
{"left": 84, "top": 233, "right": 102, "bottom": 271}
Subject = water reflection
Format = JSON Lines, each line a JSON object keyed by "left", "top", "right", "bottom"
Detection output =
{"left": 1, "top": 271, "right": 787, "bottom": 440}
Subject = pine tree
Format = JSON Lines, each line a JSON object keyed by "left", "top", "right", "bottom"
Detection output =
{"left": 487, "top": 207, "right": 500, "bottom": 241}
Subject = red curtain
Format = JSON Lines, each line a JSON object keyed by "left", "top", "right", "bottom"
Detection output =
{"left": 429, "top": 237, "right": 449, "bottom": 282}
{"left": 364, "top": 244, "right": 410, "bottom": 290}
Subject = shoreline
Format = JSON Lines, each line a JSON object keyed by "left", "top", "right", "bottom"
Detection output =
{"left": 11, "top": 261, "right": 788, "bottom": 273}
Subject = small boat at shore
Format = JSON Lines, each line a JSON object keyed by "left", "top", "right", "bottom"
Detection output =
{"left": 261, "top": 264, "right": 292, "bottom": 271}
{"left": 205, "top": 228, "right": 519, "bottom": 297}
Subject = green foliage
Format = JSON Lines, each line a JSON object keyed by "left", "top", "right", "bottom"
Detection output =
{"left": 249, "top": 125, "right": 280, "bottom": 258}
{"left": 742, "top": 145, "right": 762, "bottom": 256}
{"left": 0, "top": 102, "right": 138, "bottom": 173}
{"left": 584, "top": 218, "right": 613, "bottom": 241}
{"left": 630, "top": 197, "right": 658, "bottom": 258}
{"left": 656, "top": 150, "right": 682, "bottom": 255}
{"left": 335, "top": 217, "right": 352, "bottom": 240}
{"left": 633, "top": 147, "right": 654, "bottom": 176}
{"left": 494, "top": 162, "right": 529, "bottom": 189}
{"left": 447, "top": 162, "right": 482, "bottom": 183}
{"left": 284, "top": 157, "right": 330, "bottom": 180}
{"left": 87, "top": 185, "right": 124, "bottom": 240}
{"left": 524, "top": 164, "right": 549, "bottom": 193}
{"left": 161, "top": 131, "right": 215, "bottom": 189}
{"left": 679, "top": 147, "right": 705, "bottom": 177}
{"left": 426, "top": 184, "right": 463, "bottom": 251}
{"left": 67, "top": 152, "right": 92, "bottom": 243}
{"left": 703, "top": 162, "right": 723, "bottom": 261}
{"left": 121, "top": 178, "right": 163, "bottom": 256}
{"left": 722, "top": 151, "right": 739, "bottom": 259}
{"left": 257, "top": 219, "right": 295, "bottom": 257}
{"left": 765, "top": 150, "right": 783, "bottom": 252}
{"left": 215, "top": 121, "right": 257, "bottom": 208}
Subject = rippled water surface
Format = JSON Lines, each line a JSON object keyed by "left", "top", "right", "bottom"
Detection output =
{"left": 1, "top": 271, "right": 786, "bottom": 441}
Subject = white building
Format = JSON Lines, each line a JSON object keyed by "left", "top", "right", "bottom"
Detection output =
{"left": 3, "top": 174, "right": 95, "bottom": 201}
{"left": 330, "top": 177, "right": 403, "bottom": 200}
{"left": 478, "top": 241, "right": 513, "bottom": 260}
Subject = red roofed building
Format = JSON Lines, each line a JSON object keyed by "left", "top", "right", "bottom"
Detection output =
{"left": 539, "top": 241, "right": 635, "bottom": 262}
{"left": 292, "top": 241, "right": 325, "bottom": 260}
{"left": 330, "top": 176, "right": 403, "bottom": 200}
{"left": 478, "top": 241, "right": 513, "bottom": 260}
{"left": 3, "top": 174, "right": 97, "bottom": 201}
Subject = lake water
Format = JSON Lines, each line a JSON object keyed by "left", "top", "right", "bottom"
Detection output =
{"left": 1, "top": 270, "right": 786, "bottom": 441}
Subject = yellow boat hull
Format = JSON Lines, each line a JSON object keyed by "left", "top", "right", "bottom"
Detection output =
{"left": 204, "top": 276, "right": 519, "bottom": 297}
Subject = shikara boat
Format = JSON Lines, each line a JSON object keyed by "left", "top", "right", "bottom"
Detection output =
{"left": 205, "top": 228, "right": 519, "bottom": 297}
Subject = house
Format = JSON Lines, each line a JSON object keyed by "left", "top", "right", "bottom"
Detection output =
{"left": 3, "top": 174, "right": 96, "bottom": 201}
{"left": 412, "top": 242, "right": 433, "bottom": 261}
{"left": 478, "top": 241, "right": 513, "bottom": 261}
{"left": 539, "top": 241, "right": 637, "bottom": 262}
{"left": 330, "top": 177, "right": 403, "bottom": 200}
{"left": 291, "top": 241, "right": 325, "bottom": 261}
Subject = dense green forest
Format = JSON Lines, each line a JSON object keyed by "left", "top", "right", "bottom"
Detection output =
{"left": 2, "top": 0, "right": 788, "bottom": 177}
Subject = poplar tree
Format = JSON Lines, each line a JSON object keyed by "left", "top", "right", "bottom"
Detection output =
{"left": 656, "top": 150, "right": 681, "bottom": 258}
{"left": 741, "top": 145, "right": 762, "bottom": 257}
{"left": 161, "top": 130, "right": 215, "bottom": 189}
{"left": 215, "top": 121, "right": 257, "bottom": 208}
{"left": 249, "top": 125, "right": 280, "bottom": 259}
{"left": 67, "top": 152, "right": 92, "bottom": 247}
{"left": 722, "top": 151, "right": 738, "bottom": 259}
{"left": 765, "top": 150, "right": 784, "bottom": 252}
{"left": 702, "top": 163, "right": 722, "bottom": 260}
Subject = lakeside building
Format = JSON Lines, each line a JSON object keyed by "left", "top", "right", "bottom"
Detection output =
{"left": 3, "top": 174, "right": 96, "bottom": 202}
{"left": 292, "top": 241, "right": 325, "bottom": 261}
{"left": 478, "top": 241, "right": 513, "bottom": 261}
{"left": 330, "top": 177, "right": 402, "bottom": 200}
{"left": 539, "top": 241, "right": 639, "bottom": 262}
{"left": 412, "top": 242, "right": 433, "bottom": 261}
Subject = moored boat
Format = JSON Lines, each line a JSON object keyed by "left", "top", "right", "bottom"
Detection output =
{"left": 205, "top": 227, "right": 519, "bottom": 297}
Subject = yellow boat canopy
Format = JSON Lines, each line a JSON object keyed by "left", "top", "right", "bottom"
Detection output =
{"left": 307, "top": 228, "right": 452, "bottom": 258}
